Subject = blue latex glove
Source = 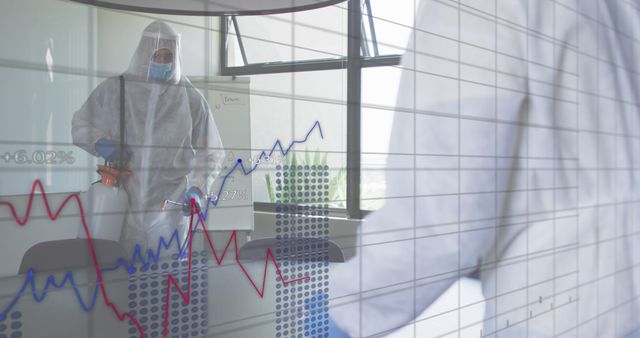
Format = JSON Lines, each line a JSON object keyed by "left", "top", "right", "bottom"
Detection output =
{"left": 304, "top": 293, "right": 350, "bottom": 338}
{"left": 95, "top": 138, "right": 132, "bottom": 163}
{"left": 181, "top": 186, "right": 204, "bottom": 216}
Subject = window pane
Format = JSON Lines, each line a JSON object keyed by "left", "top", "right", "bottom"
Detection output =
{"left": 228, "top": 4, "right": 347, "bottom": 67}
{"left": 250, "top": 70, "right": 347, "bottom": 208}
{"left": 359, "top": 0, "right": 417, "bottom": 211}
{"left": 363, "top": 0, "right": 415, "bottom": 56}
{"left": 361, "top": 63, "right": 416, "bottom": 210}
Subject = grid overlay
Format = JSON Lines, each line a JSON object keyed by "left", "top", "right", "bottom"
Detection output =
{"left": 329, "top": 0, "right": 639, "bottom": 337}
{"left": 0, "top": 0, "right": 639, "bottom": 337}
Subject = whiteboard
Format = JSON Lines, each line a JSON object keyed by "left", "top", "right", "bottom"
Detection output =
{"left": 193, "top": 76, "right": 253, "bottom": 232}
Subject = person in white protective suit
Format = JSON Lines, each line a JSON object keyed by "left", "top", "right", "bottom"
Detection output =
{"left": 72, "top": 21, "right": 225, "bottom": 257}
{"left": 323, "top": 1, "right": 640, "bottom": 337}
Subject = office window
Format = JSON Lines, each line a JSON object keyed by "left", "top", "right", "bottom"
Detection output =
{"left": 248, "top": 70, "right": 348, "bottom": 208}
{"left": 360, "top": 0, "right": 416, "bottom": 211}
{"left": 222, "top": 0, "right": 406, "bottom": 213}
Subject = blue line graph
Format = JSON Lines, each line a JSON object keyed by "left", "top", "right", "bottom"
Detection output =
{"left": 207, "top": 120, "right": 323, "bottom": 207}
{"left": 0, "top": 121, "right": 323, "bottom": 320}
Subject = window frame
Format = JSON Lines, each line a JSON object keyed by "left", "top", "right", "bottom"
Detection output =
{"left": 219, "top": 0, "right": 401, "bottom": 219}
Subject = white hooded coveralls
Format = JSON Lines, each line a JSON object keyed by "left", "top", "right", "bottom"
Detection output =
{"left": 72, "top": 21, "right": 225, "bottom": 256}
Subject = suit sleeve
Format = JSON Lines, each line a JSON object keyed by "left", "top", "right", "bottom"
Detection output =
{"left": 71, "top": 78, "right": 118, "bottom": 157}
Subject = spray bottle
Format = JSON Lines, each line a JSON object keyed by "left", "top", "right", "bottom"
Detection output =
{"left": 77, "top": 75, "right": 133, "bottom": 241}
{"left": 77, "top": 160, "right": 132, "bottom": 241}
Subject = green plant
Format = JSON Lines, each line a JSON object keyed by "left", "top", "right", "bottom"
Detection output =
{"left": 264, "top": 149, "right": 346, "bottom": 208}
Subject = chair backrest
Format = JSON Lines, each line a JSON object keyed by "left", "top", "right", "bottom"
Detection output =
{"left": 238, "top": 237, "right": 345, "bottom": 263}
{"left": 18, "top": 238, "right": 125, "bottom": 274}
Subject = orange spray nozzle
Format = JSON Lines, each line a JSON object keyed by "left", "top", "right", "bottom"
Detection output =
{"left": 97, "top": 164, "right": 132, "bottom": 187}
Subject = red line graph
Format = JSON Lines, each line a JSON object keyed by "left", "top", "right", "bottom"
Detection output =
{"left": 0, "top": 180, "right": 309, "bottom": 338}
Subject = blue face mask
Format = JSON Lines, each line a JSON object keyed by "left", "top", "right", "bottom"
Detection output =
{"left": 148, "top": 62, "right": 173, "bottom": 82}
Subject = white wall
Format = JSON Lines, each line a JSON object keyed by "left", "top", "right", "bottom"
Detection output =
{"left": 0, "top": 0, "right": 98, "bottom": 196}
{"left": 0, "top": 0, "right": 98, "bottom": 277}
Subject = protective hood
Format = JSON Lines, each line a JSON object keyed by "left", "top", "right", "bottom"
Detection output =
{"left": 126, "top": 20, "right": 183, "bottom": 84}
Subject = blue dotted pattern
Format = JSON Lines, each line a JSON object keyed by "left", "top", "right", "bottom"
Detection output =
{"left": 0, "top": 311, "right": 22, "bottom": 338}
{"left": 274, "top": 165, "right": 330, "bottom": 338}
{"left": 127, "top": 251, "right": 209, "bottom": 338}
